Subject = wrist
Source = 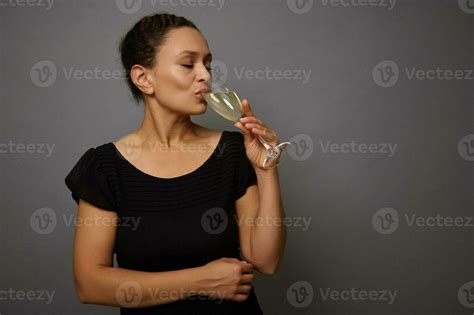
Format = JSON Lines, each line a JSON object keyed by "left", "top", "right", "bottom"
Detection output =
{"left": 190, "top": 265, "right": 214, "bottom": 297}
{"left": 255, "top": 165, "right": 279, "bottom": 177}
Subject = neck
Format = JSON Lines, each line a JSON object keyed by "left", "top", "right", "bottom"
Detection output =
{"left": 135, "top": 99, "right": 198, "bottom": 149}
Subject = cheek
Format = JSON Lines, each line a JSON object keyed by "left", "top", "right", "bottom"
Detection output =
{"left": 153, "top": 68, "right": 195, "bottom": 107}
{"left": 156, "top": 68, "right": 192, "bottom": 95}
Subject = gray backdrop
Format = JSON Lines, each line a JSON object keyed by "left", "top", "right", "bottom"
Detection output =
{"left": 1, "top": 0, "right": 473, "bottom": 314}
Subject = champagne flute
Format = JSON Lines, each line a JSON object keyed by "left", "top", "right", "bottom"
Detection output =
{"left": 203, "top": 82, "right": 292, "bottom": 169}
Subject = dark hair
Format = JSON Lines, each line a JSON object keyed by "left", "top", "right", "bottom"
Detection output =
{"left": 118, "top": 12, "right": 200, "bottom": 105}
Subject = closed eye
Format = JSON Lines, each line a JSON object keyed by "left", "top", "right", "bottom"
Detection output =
{"left": 182, "top": 64, "right": 212, "bottom": 71}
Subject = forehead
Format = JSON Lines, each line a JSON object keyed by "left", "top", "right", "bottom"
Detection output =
{"left": 160, "top": 27, "right": 211, "bottom": 59}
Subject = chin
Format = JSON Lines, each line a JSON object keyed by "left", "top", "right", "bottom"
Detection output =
{"left": 192, "top": 102, "right": 207, "bottom": 115}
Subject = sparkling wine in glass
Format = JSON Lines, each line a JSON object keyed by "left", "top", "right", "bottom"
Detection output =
{"left": 203, "top": 82, "right": 291, "bottom": 168}
{"left": 202, "top": 83, "right": 244, "bottom": 123}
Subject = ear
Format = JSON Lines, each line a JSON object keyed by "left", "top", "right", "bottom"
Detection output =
{"left": 130, "top": 65, "right": 154, "bottom": 96}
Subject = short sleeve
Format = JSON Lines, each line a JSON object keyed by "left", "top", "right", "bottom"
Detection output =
{"left": 234, "top": 133, "right": 258, "bottom": 200}
{"left": 64, "top": 148, "right": 117, "bottom": 212}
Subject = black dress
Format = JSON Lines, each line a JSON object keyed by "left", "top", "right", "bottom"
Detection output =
{"left": 64, "top": 130, "right": 264, "bottom": 314}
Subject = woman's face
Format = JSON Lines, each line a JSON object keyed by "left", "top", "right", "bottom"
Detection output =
{"left": 137, "top": 27, "right": 213, "bottom": 114}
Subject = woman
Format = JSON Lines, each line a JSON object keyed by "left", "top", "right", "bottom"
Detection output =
{"left": 65, "top": 12, "right": 286, "bottom": 314}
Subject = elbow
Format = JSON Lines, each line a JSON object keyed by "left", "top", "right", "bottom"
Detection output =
{"left": 257, "top": 265, "right": 278, "bottom": 276}
{"left": 75, "top": 278, "right": 93, "bottom": 304}
{"left": 257, "top": 268, "right": 276, "bottom": 276}
{"left": 74, "top": 271, "right": 95, "bottom": 304}
{"left": 245, "top": 252, "right": 282, "bottom": 275}
{"left": 75, "top": 283, "right": 90, "bottom": 304}
{"left": 77, "top": 294, "right": 90, "bottom": 304}
{"left": 254, "top": 260, "right": 280, "bottom": 276}
{"left": 74, "top": 264, "right": 114, "bottom": 305}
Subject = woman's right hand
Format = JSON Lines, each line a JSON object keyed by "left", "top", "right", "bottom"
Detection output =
{"left": 201, "top": 257, "right": 255, "bottom": 302}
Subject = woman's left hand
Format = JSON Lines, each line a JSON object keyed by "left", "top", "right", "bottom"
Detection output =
{"left": 234, "top": 99, "right": 281, "bottom": 171}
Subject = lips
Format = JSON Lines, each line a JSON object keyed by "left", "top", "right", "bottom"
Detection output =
{"left": 195, "top": 93, "right": 206, "bottom": 102}
{"left": 194, "top": 87, "right": 209, "bottom": 103}
{"left": 195, "top": 87, "right": 210, "bottom": 94}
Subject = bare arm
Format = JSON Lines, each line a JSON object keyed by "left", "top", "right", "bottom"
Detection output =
{"left": 235, "top": 168, "right": 287, "bottom": 275}
{"left": 73, "top": 199, "right": 210, "bottom": 307}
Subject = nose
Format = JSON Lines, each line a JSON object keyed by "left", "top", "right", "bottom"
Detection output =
{"left": 197, "top": 64, "right": 212, "bottom": 84}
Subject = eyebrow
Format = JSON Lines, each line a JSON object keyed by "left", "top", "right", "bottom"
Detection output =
{"left": 177, "top": 50, "right": 212, "bottom": 60}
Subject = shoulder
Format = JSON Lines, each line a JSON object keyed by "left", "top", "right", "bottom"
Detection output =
{"left": 64, "top": 143, "right": 119, "bottom": 211}
{"left": 65, "top": 144, "right": 116, "bottom": 189}
{"left": 67, "top": 142, "right": 117, "bottom": 177}
{"left": 187, "top": 124, "right": 243, "bottom": 145}
{"left": 223, "top": 130, "right": 245, "bottom": 148}
{"left": 217, "top": 131, "right": 247, "bottom": 164}
{"left": 185, "top": 127, "right": 244, "bottom": 160}
{"left": 88, "top": 142, "right": 116, "bottom": 163}
{"left": 193, "top": 125, "right": 231, "bottom": 145}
